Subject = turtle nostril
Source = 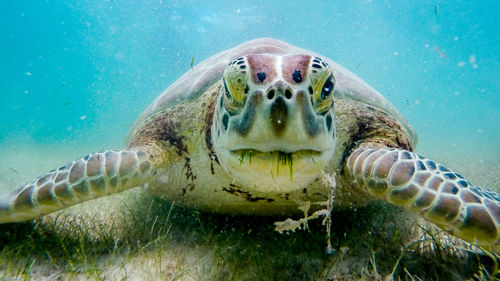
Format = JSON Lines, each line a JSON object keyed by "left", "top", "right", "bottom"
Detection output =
{"left": 285, "top": 89, "right": 292, "bottom": 99}
{"left": 267, "top": 89, "right": 275, "bottom": 100}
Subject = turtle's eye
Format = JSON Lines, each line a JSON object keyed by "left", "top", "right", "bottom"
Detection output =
{"left": 221, "top": 78, "right": 242, "bottom": 114}
{"left": 222, "top": 59, "right": 249, "bottom": 113}
{"left": 222, "top": 75, "right": 246, "bottom": 104}
{"left": 310, "top": 63, "right": 335, "bottom": 114}
{"left": 309, "top": 57, "right": 335, "bottom": 106}
{"left": 321, "top": 75, "right": 334, "bottom": 100}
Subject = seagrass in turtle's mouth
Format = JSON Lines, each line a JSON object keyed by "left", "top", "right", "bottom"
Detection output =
{"left": 231, "top": 149, "right": 322, "bottom": 165}
{"left": 232, "top": 149, "right": 323, "bottom": 179}
{"left": 225, "top": 148, "right": 329, "bottom": 192}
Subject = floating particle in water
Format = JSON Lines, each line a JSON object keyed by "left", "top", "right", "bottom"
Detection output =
{"left": 25, "top": 72, "right": 32, "bottom": 76}
{"left": 468, "top": 55, "right": 478, "bottom": 69}
{"left": 433, "top": 45, "right": 447, "bottom": 58}
{"left": 80, "top": 115, "right": 87, "bottom": 120}
{"left": 414, "top": 100, "right": 420, "bottom": 105}
{"left": 469, "top": 54, "right": 476, "bottom": 64}
{"left": 457, "top": 61, "right": 466, "bottom": 67}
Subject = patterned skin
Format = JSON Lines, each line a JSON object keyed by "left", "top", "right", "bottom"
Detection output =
{"left": 346, "top": 147, "right": 500, "bottom": 252}
{"left": 0, "top": 150, "right": 153, "bottom": 223}
{"left": 0, "top": 39, "right": 498, "bottom": 254}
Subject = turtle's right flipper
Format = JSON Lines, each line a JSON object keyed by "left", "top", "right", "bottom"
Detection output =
{"left": 345, "top": 146, "right": 500, "bottom": 253}
{"left": 0, "top": 150, "right": 152, "bottom": 223}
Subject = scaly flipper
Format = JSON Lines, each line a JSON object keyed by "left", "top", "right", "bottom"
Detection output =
{"left": 0, "top": 149, "right": 152, "bottom": 223}
{"left": 346, "top": 147, "right": 500, "bottom": 252}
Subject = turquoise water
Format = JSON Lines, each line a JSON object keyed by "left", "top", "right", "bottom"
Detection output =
{"left": 0, "top": 1, "right": 498, "bottom": 190}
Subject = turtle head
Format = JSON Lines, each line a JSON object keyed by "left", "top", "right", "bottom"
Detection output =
{"left": 212, "top": 54, "right": 336, "bottom": 192}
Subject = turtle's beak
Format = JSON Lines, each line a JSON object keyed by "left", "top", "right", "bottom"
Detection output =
{"left": 270, "top": 95, "right": 287, "bottom": 136}
{"left": 267, "top": 81, "right": 293, "bottom": 137}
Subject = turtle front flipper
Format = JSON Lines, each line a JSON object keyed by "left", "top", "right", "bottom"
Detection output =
{"left": 345, "top": 147, "right": 500, "bottom": 252}
{"left": 0, "top": 149, "right": 152, "bottom": 223}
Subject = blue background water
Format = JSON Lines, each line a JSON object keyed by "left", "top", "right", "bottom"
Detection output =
{"left": 0, "top": 1, "right": 498, "bottom": 185}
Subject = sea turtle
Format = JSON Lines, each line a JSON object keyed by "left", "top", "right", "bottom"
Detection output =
{"left": 1, "top": 38, "right": 499, "bottom": 254}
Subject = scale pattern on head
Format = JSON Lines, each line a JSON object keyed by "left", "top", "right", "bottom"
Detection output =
{"left": 213, "top": 54, "right": 336, "bottom": 151}
{"left": 211, "top": 53, "right": 338, "bottom": 192}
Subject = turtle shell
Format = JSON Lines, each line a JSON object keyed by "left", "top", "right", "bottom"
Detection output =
{"left": 129, "top": 38, "right": 417, "bottom": 145}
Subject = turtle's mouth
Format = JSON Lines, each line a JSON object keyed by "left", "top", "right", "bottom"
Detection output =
{"left": 230, "top": 149, "right": 323, "bottom": 165}
{"left": 221, "top": 148, "right": 332, "bottom": 192}
{"left": 228, "top": 149, "right": 324, "bottom": 181}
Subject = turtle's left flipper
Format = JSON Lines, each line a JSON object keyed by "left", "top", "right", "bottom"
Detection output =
{"left": 0, "top": 149, "right": 152, "bottom": 223}
{"left": 346, "top": 146, "right": 500, "bottom": 253}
